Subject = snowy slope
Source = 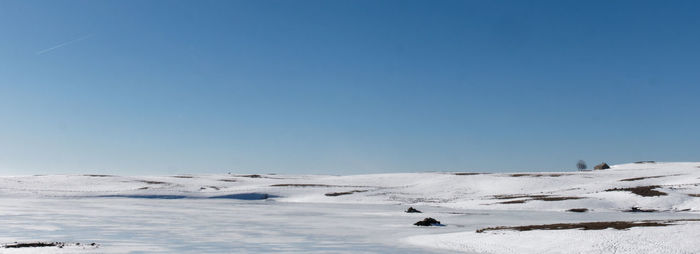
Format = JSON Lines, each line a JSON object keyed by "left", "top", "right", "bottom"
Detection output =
{"left": 405, "top": 222, "right": 700, "bottom": 254}
{"left": 1, "top": 162, "right": 699, "bottom": 253}
{"left": 2, "top": 162, "right": 699, "bottom": 212}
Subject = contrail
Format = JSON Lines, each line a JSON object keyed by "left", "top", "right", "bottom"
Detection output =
{"left": 35, "top": 34, "right": 92, "bottom": 55}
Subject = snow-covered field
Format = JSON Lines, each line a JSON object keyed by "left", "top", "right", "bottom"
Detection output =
{"left": 1, "top": 162, "right": 700, "bottom": 253}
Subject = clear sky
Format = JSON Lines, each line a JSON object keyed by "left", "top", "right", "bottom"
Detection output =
{"left": 1, "top": 0, "right": 699, "bottom": 175}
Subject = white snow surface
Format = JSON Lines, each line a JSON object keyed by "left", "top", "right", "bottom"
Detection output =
{"left": 1, "top": 162, "right": 700, "bottom": 253}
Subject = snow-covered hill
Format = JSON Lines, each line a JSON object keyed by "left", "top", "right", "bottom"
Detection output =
{"left": 1, "top": 162, "right": 700, "bottom": 253}
{"left": 3, "top": 162, "right": 699, "bottom": 212}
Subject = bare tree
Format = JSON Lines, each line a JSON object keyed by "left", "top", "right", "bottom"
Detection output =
{"left": 576, "top": 160, "right": 587, "bottom": 171}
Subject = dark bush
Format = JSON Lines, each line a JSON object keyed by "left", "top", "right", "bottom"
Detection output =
{"left": 406, "top": 207, "right": 422, "bottom": 213}
{"left": 414, "top": 217, "right": 442, "bottom": 226}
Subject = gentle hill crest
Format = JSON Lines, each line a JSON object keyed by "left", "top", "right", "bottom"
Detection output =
{"left": 2, "top": 162, "right": 699, "bottom": 212}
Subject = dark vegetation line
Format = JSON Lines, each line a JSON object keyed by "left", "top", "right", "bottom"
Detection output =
{"left": 476, "top": 219, "right": 700, "bottom": 233}
{"left": 491, "top": 194, "right": 584, "bottom": 204}
{"left": 4, "top": 242, "right": 61, "bottom": 248}
{"left": 271, "top": 184, "right": 334, "bottom": 187}
{"left": 453, "top": 172, "right": 488, "bottom": 176}
{"left": 605, "top": 185, "right": 667, "bottom": 197}
{"left": 3, "top": 242, "right": 99, "bottom": 249}
{"left": 235, "top": 174, "right": 263, "bottom": 178}
{"left": 619, "top": 174, "right": 681, "bottom": 182}
{"left": 134, "top": 180, "right": 170, "bottom": 185}
{"left": 508, "top": 173, "right": 568, "bottom": 177}
{"left": 325, "top": 190, "right": 367, "bottom": 196}
{"left": 270, "top": 184, "right": 372, "bottom": 188}
{"left": 625, "top": 207, "right": 658, "bottom": 213}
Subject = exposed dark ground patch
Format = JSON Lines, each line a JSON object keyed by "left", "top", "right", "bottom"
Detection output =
{"left": 3, "top": 242, "right": 98, "bottom": 248}
{"left": 497, "top": 199, "right": 528, "bottom": 204}
{"left": 325, "top": 190, "right": 367, "bottom": 196}
{"left": 172, "top": 175, "right": 194, "bottom": 178}
{"left": 97, "top": 193, "right": 277, "bottom": 200}
{"left": 271, "top": 184, "right": 335, "bottom": 187}
{"left": 625, "top": 207, "right": 658, "bottom": 213}
{"left": 492, "top": 194, "right": 550, "bottom": 200}
{"left": 567, "top": 208, "right": 589, "bottom": 212}
{"left": 200, "top": 186, "right": 221, "bottom": 190}
{"left": 83, "top": 174, "right": 114, "bottom": 177}
{"left": 508, "top": 173, "right": 568, "bottom": 177}
{"left": 99, "top": 194, "right": 188, "bottom": 199}
{"left": 476, "top": 219, "right": 700, "bottom": 233}
{"left": 689, "top": 194, "right": 700, "bottom": 197}
{"left": 271, "top": 183, "right": 371, "bottom": 188}
{"left": 492, "top": 194, "right": 583, "bottom": 204}
{"left": 209, "top": 193, "right": 276, "bottom": 200}
{"left": 135, "top": 180, "right": 170, "bottom": 185}
{"left": 4, "top": 242, "right": 63, "bottom": 248}
{"left": 219, "top": 179, "right": 237, "bottom": 182}
{"left": 453, "top": 172, "right": 488, "bottom": 176}
{"left": 235, "top": 174, "right": 263, "bottom": 178}
{"left": 606, "top": 185, "right": 667, "bottom": 197}
{"left": 619, "top": 174, "right": 680, "bottom": 182}
{"left": 538, "top": 196, "right": 583, "bottom": 201}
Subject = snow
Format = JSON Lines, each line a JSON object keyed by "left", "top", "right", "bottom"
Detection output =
{"left": 405, "top": 222, "right": 700, "bottom": 254}
{"left": 0, "top": 162, "right": 699, "bottom": 253}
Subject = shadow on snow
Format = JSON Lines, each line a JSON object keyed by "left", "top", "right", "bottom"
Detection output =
{"left": 96, "top": 193, "right": 277, "bottom": 200}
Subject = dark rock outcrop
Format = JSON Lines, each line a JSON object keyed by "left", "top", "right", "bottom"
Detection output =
{"left": 594, "top": 163, "right": 610, "bottom": 170}
{"left": 406, "top": 207, "right": 422, "bottom": 213}
{"left": 605, "top": 185, "right": 667, "bottom": 197}
{"left": 414, "top": 217, "right": 443, "bottom": 226}
{"left": 625, "top": 207, "right": 658, "bottom": 213}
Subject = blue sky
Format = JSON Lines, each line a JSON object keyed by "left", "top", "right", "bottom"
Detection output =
{"left": 1, "top": 0, "right": 699, "bottom": 174}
